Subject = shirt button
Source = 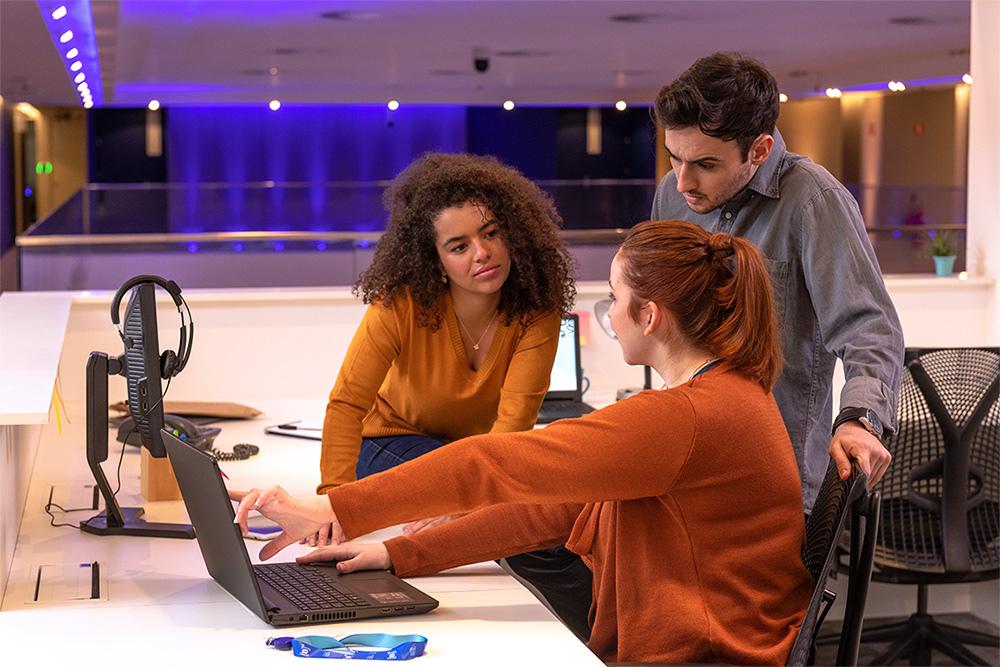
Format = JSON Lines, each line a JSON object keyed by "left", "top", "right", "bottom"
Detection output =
{"left": 724, "top": 212, "right": 733, "bottom": 219}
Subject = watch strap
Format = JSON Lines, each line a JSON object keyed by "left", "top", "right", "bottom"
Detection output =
{"left": 833, "top": 407, "right": 882, "bottom": 438}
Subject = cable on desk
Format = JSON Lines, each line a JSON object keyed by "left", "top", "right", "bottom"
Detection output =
{"left": 47, "top": 378, "right": 173, "bottom": 531}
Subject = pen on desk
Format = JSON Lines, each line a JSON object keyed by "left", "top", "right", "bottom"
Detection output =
{"left": 277, "top": 423, "right": 322, "bottom": 431}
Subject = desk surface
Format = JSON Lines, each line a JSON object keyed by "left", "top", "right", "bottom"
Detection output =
{"left": 0, "top": 292, "right": 74, "bottom": 425}
{"left": 0, "top": 397, "right": 602, "bottom": 665}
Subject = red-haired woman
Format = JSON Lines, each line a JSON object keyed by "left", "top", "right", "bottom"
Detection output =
{"left": 234, "top": 219, "right": 814, "bottom": 665}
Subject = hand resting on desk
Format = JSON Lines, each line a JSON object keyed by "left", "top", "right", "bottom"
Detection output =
{"left": 298, "top": 542, "right": 393, "bottom": 574}
{"left": 229, "top": 487, "right": 344, "bottom": 561}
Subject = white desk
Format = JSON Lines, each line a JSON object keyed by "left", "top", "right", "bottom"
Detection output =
{"left": 0, "top": 398, "right": 603, "bottom": 665}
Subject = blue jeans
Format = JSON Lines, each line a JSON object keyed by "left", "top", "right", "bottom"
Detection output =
{"left": 356, "top": 434, "right": 447, "bottom": 480}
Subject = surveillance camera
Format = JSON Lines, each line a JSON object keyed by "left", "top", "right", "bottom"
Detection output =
{"left": 473, "top": 48, "right": 489, "bottom": 73}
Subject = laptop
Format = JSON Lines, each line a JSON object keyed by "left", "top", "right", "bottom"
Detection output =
{"left": 535, "top": 314, "right": 595, "bottom": 424}
{"left": 162, "top": 429, "right": 439, "bottom": 627}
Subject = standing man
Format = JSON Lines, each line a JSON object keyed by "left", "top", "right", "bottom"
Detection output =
{"left": 651, "top": 52, "right": 904, "bottom": 509}
{"left": 507, "top": 52, "right": 905, "bottom": 645}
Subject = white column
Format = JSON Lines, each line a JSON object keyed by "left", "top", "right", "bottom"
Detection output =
{"left": 966, "top": 0, "right": 1000, "bottom": 343}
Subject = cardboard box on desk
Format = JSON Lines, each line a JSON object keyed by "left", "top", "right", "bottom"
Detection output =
{"left": 141, "top": 448, "right": 182, "bottom": 501}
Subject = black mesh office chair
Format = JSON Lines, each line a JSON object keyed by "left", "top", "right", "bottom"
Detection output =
{"left": 856, "top": 347, "right": 999, "bottom": 666}
{"left": 608, "top": 459, "right": 880, "bottom": 667}
{"left": 787, "top": 459, "right": 881, "bottom": 667}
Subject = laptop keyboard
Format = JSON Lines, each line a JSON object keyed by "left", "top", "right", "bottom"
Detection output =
{"left": 256, "top": 563, "right": 368, "bottom": 610}
{"left": 536, "top": 400, "right": 594, "bottom": 423}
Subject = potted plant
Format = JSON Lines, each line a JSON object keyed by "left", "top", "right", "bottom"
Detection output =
{"left": 926, "top": 230, "right": 957, "bottom": 277}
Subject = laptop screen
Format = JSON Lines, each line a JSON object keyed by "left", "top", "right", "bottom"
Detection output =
{"left": 546, "top": 315, "right": 582, "bottom": 398}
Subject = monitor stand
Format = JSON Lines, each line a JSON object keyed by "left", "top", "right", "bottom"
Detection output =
{"left": 81, "top": 351, "right": 194, "bottom": 539}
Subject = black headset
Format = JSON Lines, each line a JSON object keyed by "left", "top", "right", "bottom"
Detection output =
{"left": 110, "top": 274, "right": 194, "bottom": 379}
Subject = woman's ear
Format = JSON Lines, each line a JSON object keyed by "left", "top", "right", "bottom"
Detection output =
{"left": 643, "top": 301, "right": 661, "bottom": 337}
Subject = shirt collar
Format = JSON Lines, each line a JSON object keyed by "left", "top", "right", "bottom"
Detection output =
{"left": 746, "top": 128, "right": 787, "bottom": 200}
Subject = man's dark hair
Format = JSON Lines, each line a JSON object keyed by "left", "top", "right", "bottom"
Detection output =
{"left": 653, "top": 52, "right": 780, "bottom": 159}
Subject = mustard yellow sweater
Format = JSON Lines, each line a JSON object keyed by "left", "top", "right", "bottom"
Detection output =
{"left": 318, "top": 292, "right": 561, "bottom": 491}
{"left": 327, "top": 363, "right": 813, "bottom": 664}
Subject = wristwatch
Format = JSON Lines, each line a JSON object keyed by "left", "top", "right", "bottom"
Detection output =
{"left": 832, "top": 407, "right": 883, "bottom": 439}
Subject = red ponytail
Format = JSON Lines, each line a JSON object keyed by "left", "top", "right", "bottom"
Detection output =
{"left": 618, "top": 220, "right": 782, "bottom": 389}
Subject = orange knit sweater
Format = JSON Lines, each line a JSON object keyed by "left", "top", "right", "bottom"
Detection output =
{"left": 327, "top": 363, "right": 814, "bottom": 664}
{"left": 318, "top": 292, "right": 561, "bottom": 491}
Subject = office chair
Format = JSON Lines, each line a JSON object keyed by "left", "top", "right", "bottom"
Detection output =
{"left": 787, "top": 459, "right": 881, "bottom": 667}
{"left": 852, "top": 347, "right": 1000, "bottom": 666}
{"left": 608, "top": 459, "right": 880, "bottom": 667}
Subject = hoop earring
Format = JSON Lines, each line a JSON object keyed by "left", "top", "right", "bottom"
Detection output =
{"left": 441, "top": 273, "right": 448, "bottom": 284}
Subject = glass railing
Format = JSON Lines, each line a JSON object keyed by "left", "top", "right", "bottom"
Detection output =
{"left": 17, "top": 180, "right": 967, "bottom": 290}
{"left": 16, "top": 181, "right": 650, "bottom": 290}
{"left": 19, "top": 180, "right": 655, "bottom": 241}
{"left": 846, "top": 182, "right": 967, "bottom": 275}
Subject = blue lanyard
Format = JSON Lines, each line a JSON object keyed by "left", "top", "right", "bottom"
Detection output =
{"left": 267, "top": 634, "right": 428, "bottom": 660}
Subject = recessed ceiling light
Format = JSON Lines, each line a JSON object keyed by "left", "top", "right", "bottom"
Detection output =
{"left": 889, "top": 16, "right": 935, "bottom": 26}
{"left": 319, "top": 10, "right": 379, "bottom": 21}
{"left": 609, "top": 13, "right": 673, "bottom": 24}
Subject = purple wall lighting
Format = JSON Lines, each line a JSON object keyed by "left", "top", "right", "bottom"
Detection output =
{"left": 165, "top": 105, "right": 466, "bottom": 234}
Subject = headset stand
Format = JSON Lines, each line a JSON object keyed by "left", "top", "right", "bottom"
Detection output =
{"left": 81, "top": 351, "right": 194, "bottom": 539}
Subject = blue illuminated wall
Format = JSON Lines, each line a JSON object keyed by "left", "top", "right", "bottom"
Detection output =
{"left": 467, "top": 107, "right": 558, "bottom": 180}
{"left": 86, "top": 104, "right": 655, "bottom": 234}
{"left": 167, "top": 105, "right": 466, "bottom": 183}
{"left": 162, "top": 105, "right": 465, "bottom": 233}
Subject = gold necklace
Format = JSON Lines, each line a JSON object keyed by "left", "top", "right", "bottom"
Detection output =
{"left": 457, "top": 310, "right": 499, "bottom": 351}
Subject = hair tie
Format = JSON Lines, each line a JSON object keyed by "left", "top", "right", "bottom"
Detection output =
{"left": 705, "top": 235, "right": 735, "bottom": 259}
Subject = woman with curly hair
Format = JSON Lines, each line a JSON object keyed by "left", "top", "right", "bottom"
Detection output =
{"left": 311, "top": 152, "right": 575, "bottom": 542}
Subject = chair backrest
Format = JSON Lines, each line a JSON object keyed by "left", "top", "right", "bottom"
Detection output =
{"left": 875, "top": 347, "right": 999, "bottom": 578}
{"left": 786, "top": 459, "right": 880, "bottom": 667}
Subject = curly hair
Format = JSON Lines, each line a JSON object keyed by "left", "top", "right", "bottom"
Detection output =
{"left": 355, "top": 152, "right": 577, "bottom": 329}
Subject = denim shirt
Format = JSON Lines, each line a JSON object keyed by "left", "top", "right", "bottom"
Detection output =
{"left": 651, "top": 129, "right": 904, "bottom": 509}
